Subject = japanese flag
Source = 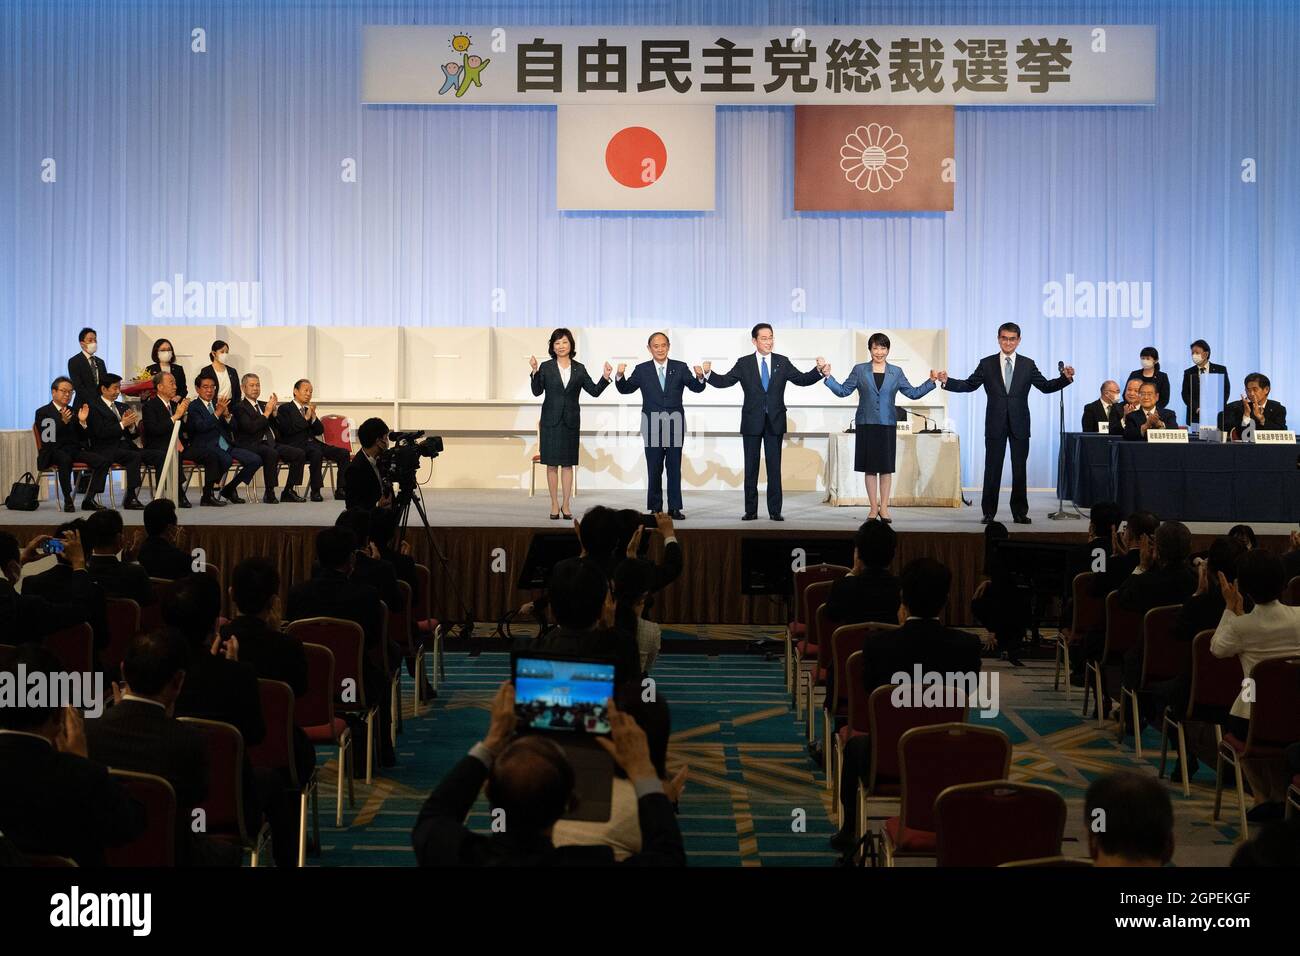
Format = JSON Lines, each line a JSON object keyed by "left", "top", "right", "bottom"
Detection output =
{"left": 556, "top": 105, "right": 715, "bottom": 210}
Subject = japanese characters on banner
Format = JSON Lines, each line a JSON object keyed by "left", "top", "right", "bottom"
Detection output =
{"left": 362, "top": 25, "right": 1156, "bottom": 105}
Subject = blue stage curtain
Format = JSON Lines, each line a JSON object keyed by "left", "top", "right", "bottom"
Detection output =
{"left": 2, "top": 0, "right": 1297, "bottom": 488}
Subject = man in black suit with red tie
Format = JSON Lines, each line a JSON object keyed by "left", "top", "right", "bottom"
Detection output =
{"left": 700, "top": 324, "right": 826, "bottom": 521}
{"left": 233, "top": 373, "right": 307, "bottom": 503}
{"left": 34, "top": 376, "right": 108, "bottom": 513}
{"left": 82, "top": 374, "right": 145, "bottom": 511}
{"left": 940, "top": 322, "right": 1074, "bottom": 524}
{"left": 275, "top": 379, "right": 349, "bottom": 502}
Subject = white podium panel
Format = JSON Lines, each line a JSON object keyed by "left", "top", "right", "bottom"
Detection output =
{"left": 224, "top": 326, "right": 309, "bottom": 398}
{"left": 401, "top": 327, "right": 491, "bottom": 401}
{"left": 313, "top": 327, "right": 397, "bottom": 401}
{"left": 492, "top": 327, "right": 574, "bottom": 402}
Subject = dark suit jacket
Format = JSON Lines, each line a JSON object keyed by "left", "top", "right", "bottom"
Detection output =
{"left": 0, "top": 578, "right": 93, "bottom": 640}
{"left": 286, "top": 568, "right": 384, "bottom": 652}
{"left": 1181, "top": 363, "right": 1229, "bottom": 424}
{"left": 146, "top": 362, "right": 188, "bottom": 399}
{"left": 87, "top": 555, "right": 155, "bottom": 607}
{"left": 534, "top": 625, "right": 642, "bottom": 687}
{"left": 350, "top": 552, "right": 404, "bottom": 623}
{"left": 20, "top": 563, "right": 110, "bottom": 650}
{"left": 1080, "top": 399, "right": 1122, "bottom": 434}
{"left": 185, "top": 398, "right": 235, "bottom": 455}
{"left": 174, "top": 647, "right": 266, "bottom": 749}
{"left": 411, "top": 752, "right": 685, "bottom": 866}
{"left": 530, "top": 360, "right": 610, "bottom": 428}
{"left": 1092, "top": 549, "right": 1141, "bottom": 598}
{"left": 0, "top": 733, "right": 143, "bottom": 867}
{"left": 232, "top": 397, "right": 280, "bottom": 449}
{"left": 706, "top": 352, "right": 823, "bottom": 436}
{"left": 1116, "top": 564, "right": 1198, "bottom": 616}
{"left": 220, "top": 616, "right": 309, "bottom": 699}
{"left": 32, "top": 401, "right": 87, "bottom": 456}
{"left": 141, "top": 395, "right": 182, "bottom": 453}
{"left": 1176, "top": 590, "right": 1227, "bottom": 646}
{"left": 860, "top": 618, "right": 983, "bottom": 697}
{"left": 84, "top": 699, "right": 209, "bottom": 813}
{"left": 84, "top": 397, "right": 139, "bottom": 455}
{"left": 275, "top": 401, "right": 325, "bottom": 449}
{"left": 1126, "top": 368, "right": 1172, "bottom": 408}
{"left": 615, "top": 359, "right": 706, "bottom": 444}
{"left": 1123, "top": 406, "right": 1179, "bottom": 440}
{"left": 196, "top": 364, "right": 241, "bottom": 401}
{"left": 343, "top": 452, "right": 391, "bottom": 511}
{"left": 1218, "top": 400, "right": 1288, "bottom": 432}
{"left": 137, "top": 535, "right": 192, "bottom": 581}
{"left": 68, "top": 351, "right": 110, "bottom": 409}
{"left": 943, "top": 354, "right": 1069, "bottom": 440}
{"left": 824, "top": 568, "right": 901, "bottom": 626}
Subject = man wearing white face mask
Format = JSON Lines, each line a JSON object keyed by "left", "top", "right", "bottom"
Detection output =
{"left": 67, "top": 327, "right": 110, "bottom": 411}
{"left": 1180, "top": 339, "right": 1229, "bottom": 427}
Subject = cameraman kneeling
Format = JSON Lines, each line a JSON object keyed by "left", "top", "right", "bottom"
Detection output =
{"left": 345, "top": 417, "right": 394, "bottom": 512}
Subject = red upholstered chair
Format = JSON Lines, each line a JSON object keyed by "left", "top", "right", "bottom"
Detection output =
{"left": 1160, "top": 629, "right": 1242, "bottom": 797}
{"left": 1083, "top": 591, "right": 1143, "bottom": 727}
{"left": 43, "top": 622, "right": 94, "bottom": 675}
{"left": 823, "top": 622, "right": 894, "bottom": 801}
{"left": 248, "top": 679, "right": 317, "bottom": 867}
{"left": 102, "top": 597, "right": 141, "bottom": 681}
{"left": 1119, "top": 605, "right": 1186, "bottom": 757}
{"left": 298, "top": 642, "right": 354, "bottom": 828}
{"left": 796, "top": 579, "right": 837, "bottom": 727}
{"left": 785, "top": 563, "right": 849, "bottom": 699}
{"left": 1282, "top": 576, "right": 1300, "bottom": 607}
{"left": 934, "top": 781, "right": 1067, "bottom": 867}
{"left": 31, "top": 424, "right": 103, "bottom": 508}
{"left": 855, "top": 684, "right": 966, "bottom": 858}
{"left": 105, "top": 769, "right": 176, "bottom": 867}
{"left": 834, "top": 651, "right": 870, "bottom": 828}
{"left": 320, "top": 415, "right": 352, "bottom": 493}
{"left": 881, "top": 724, "right": 1012, "bottom": 866}
{"left": 178, "top": 717, "right": 271, "bottom": 866}
{"left": 1214, "top": 656, "right": 1300, "bottom": 839}
{"left": 412, "top": 563, "right": 442, "bottom": 696}
{"left": 1059, "top": 572, "right": 1105, "bottom": 698}
{"left": 287, "top": 618, "right": 377, "bottom": 784}
{"left": 374, "top": 600, "right": 403, "bottom": 745}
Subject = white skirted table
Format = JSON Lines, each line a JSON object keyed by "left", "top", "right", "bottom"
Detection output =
{"left": 0, "top": 429, "right": 43, "bottom": 500}
{"left": 823, "top": 430, "right": 963, "bottom": 508}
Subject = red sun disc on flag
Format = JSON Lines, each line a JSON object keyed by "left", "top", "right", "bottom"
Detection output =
{"left": 604, "top": 126, "right": 667, "bottom": 188}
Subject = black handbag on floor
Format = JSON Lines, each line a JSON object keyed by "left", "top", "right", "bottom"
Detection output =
{"left": 5, "top": 472, "right": 40, "bottom": 511}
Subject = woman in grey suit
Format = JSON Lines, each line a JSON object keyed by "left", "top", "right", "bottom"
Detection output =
{"left": 824, "top": 332, "right": 940, "bottom": 522}
{"left": 529, "top": 328, "right": 612, "bottom": 519}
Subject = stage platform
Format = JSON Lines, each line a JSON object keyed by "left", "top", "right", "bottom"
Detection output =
{"left": 5, "top": 490, "right": 1294, "bottom": 627}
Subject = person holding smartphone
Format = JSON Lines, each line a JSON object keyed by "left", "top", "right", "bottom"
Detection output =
{"left": 0, "top": 529, "right": 97, "bottom": 639}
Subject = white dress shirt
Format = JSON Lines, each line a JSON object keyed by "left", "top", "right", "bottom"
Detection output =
{"left": 558, "top": 362, "right": 572, "bottom": 388}
{"left": 1210, "top": 601, "right": 1300, "bottom": 719}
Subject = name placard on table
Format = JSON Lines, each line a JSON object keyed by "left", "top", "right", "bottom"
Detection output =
{"left": 1146, "top": 428, "right": 1189, "bottom": 443}
{"left": 1253, "top": 430, "right": 1297, "bottom": 444}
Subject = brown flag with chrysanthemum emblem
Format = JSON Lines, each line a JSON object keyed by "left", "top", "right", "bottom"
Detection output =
{"left": 794, "top": 106, "right": 954, "bottom": 211}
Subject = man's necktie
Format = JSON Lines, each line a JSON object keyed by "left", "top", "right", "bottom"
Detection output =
{"left": 109, "top": 402, "right": 121, "bottom": 421}
{"left": 91, "top": 357, "right": 99, "bottom": 384}
{"left": 1003, "top": 357, "right": 1013, "bottom": 391}
{"left": 760, "top": 356, "right": 770, "bottom": 391}
{"left": 658, "top": 365, "right": 666, "bottom": 390}
{"left": 209, "top": 402, "right": 229, "bottom": 450}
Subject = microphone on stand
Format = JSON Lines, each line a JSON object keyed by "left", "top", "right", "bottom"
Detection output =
{"left": 909, "top": 410, "right": 941, "bottom": 434}
{"left": 1049, "top": 358, "right": 1080, "bottom": 520}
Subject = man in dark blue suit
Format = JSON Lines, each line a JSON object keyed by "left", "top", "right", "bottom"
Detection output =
{"left": 941, "top": 322, "right": 1073, "bottom": 524}
{"left": 701, "top": 323, "right": 826, "bottom": 521}
{"left": 614, "top": 332, "right": 706, "bottom": 519}
{"left": 1123, "top": 380, "right": 1180, "bottom": 439}
{"left": 185, "top": 372, "right": 260, "bottom": 506}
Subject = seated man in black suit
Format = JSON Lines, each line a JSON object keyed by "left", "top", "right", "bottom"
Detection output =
{"left": 1219, "top": 372, "right": 1288, "bottom": 437}
{"left": 285, "top": 526, "right": 394, "bottom": 766}
{"left": 343, "top": 417, "right": 394, "bottom": 512}
{"left": 186, "top": 372, "right": 262, "bottom": 506}
{"left": 84, "top": 629, "right": 237, "bottom": 866}
{"left": 81, "top": 374, "right": 145, "bottom": 511}
{"left": 232, "top": 373, "right": 307, "bottom": 504}
{"left": 534, "top": 556, "right": 641, "bottom": 687}
{"left": 829, "top": 558, "right": 982, "bottom": 851}
{"left": 137, "top": 499, "right": 193, "bottom": 580}
{"left": 1123, "top": 380, "right": 1180, "bottom": 440}
{"left": 1080, "top": 380, "right": 1122, "bottom": 434}
{"left": 83, "top": 508, "right": 155, "bottom": 607}
{"left": 20, "top": 518, "right": 111, "bottom": 655}
{"left": 34, "top": 376, "right": 109, "bottom": 513}
{"left": 274, "top": 379, "right": 349, "bottom": 502}
{"left": 139, "top": 370, "right": 193, "bottom": 508}
{"left": 411, "top": 681, "right": 685, "bottom": 866}
{"left": 0, "top": 644, "right": 144, "bottom": 866}
{"left": 824, "top": 519, "right": 901, "bottom": 625}
{"left": 0, "top": 529, "right": 97, "bottom": 640}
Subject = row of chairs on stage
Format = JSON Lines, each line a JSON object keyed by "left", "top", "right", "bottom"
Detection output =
{"left": 1, "top": 563, "right": 447, "bottom": 867}
{"left": 29, "top": 415, "right": 353, "bottom": 508}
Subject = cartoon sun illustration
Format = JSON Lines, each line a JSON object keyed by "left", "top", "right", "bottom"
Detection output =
{"left": 450, "top": 33, "right": 471, "bottom": 52}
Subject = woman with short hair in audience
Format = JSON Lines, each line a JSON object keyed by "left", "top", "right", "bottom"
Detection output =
{"left": 145, "top": 337, "right": 188, "bottom": 399}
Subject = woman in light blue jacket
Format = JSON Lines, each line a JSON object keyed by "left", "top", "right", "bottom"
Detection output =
{"left": 824, "top": 332, "right": 939, "bottom": 522}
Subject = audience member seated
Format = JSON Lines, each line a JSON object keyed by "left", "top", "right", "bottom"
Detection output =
{"left": 21, "top": 518, "right": 110, "bottom": 653}
{"left": 0, "top": 529, "right": 96, "bottom": 640}
{"left": 1122, "top": 381, "right": 1179, "bottom": 440}
{"left": 1211, "top": 549, "right": 1300, "bottom": 820}
{"left": 576, "top": 506, "right": 682, "bottom": 594}
{"left": 612, "top": 558, "right": 663, "bottom": 675}
{"left": 0, "top": 644, "right": 144, "bottom": 866}
{"left": 824, "top": 519, "right": 901, "bottom": 626}
{"left": 285, "top": 527, "right": 394, "bottom": 767}
{"left": 34, "top": 375, "right": 107, "bottom": 513}
{"left": 84, "top": 629, "right": 237, "bottom": 866}
{"left": 1064, "top": 501, "right": 1124, "bottom": 683}
{"left": 971, "top": 521, "right": 1032, "bottom": 666}
{"left": 1080, "top": 379, "right": 1122, "bottom": 434}
{"left": 1218, "top": 373, "right": 1287, "bottom": 436}
{"left": 533, "top": 556, "right": 641, "bottom": 688}
{"left": 829, "top": 558, "right": 982, "bottom": 852}
{"left": 1228, "top": 524, "right": 1258, "bottom": 552}
{"left": 1090, "top": 510, "right": 1160, "bottom": 600}
{"left": 81, "top": 374, "right": 146, "bottom": 511}
{"left": 83, "top": 508, "right": 155, "bottom": 607}
{"left": 1085, "top": 771, "right": 1174, "bottom": 867}
{"left": 411, "top": 682, "right": 685, "bottom": 866}
{"left": 186, "top": 372, "right": 261, "bottom": 506}
{"left": 138, "top": 499, "right": 194, "bottom": 580}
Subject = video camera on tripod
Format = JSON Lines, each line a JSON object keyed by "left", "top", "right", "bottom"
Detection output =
{"left": 378, "top": 429, "right": 444, "bottom": 488}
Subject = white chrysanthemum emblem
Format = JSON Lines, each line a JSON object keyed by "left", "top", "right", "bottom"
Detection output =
{"left": 839, "top": 123, "right": 910, "bottom": 192}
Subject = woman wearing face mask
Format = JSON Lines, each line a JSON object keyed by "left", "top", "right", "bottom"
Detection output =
{"left": 1126, "top": 346, "right": 1170, "bottom": 409}
{"left": 1179, "top": 339, "right": 1229, "bottom": 427}
{"left": 197, "top": 340, "right": 240, "bottom": 403}
{"left": 145, "top": 338, "right": 188, "bottom": 399}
